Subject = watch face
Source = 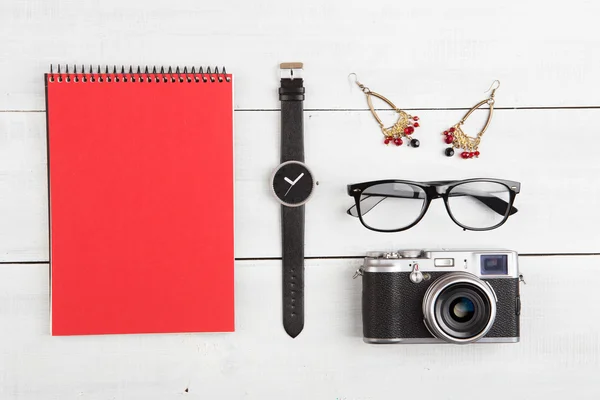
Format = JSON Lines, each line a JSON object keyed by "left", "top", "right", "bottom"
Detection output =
{"left": 271, "top": 161, "right": 315, "bottom": 207}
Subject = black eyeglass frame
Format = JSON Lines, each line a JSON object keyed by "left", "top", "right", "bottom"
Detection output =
{"left": 347, "top": 178, "right": 521, "bottom": 233}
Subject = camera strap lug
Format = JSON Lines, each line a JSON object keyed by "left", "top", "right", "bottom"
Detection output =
{"left": 353, "top": 266, "right": 364, "bottom": 279}
{"left": 519, "top": 274, "right": 526, "bottom": 285}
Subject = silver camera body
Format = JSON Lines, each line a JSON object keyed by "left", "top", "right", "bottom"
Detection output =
{"left": 359, "top": 249, "right": 521, "bottom": 344}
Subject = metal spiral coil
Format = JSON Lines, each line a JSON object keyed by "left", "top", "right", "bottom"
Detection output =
{"left": 47, "top": 65, "right": 231, "bottom": 83}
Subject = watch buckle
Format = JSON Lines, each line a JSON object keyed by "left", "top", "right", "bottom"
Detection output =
{"left": 280, "top": 62, "right": 304, "bottom": 80}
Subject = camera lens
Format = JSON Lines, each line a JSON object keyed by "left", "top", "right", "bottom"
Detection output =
{"left": 422, "top": 272, "right": 497, "bottom": 344}
{"left": 437, "top": 285, "right": 491, "bottom": 339}
{"left": 449, "top": 297, "right": 475, "bottom": 322}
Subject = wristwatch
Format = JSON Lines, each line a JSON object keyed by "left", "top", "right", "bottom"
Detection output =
{"left": 270, "top": 62, "right": 315, "bottom": 338}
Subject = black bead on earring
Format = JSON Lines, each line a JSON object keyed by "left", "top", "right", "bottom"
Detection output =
{"left": 445, "top": 148, "right": 455, "bottom": 157}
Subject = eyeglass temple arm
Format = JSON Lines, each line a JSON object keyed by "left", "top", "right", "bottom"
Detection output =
{"left": 473, "top": 195, "right": 518, "bottom": 216}
{"left": 347, "top": 191, "right": 518, "bottom": 217}
{"left": 347, "top": 195, "right": 385, "bottom": 217}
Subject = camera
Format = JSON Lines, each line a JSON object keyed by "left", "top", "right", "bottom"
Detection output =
{"left": 358, "top": 249, "right": 521, "bottom": 344}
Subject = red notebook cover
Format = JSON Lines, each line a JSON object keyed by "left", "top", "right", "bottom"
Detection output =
{"left": 46, "top": 66, "right": 234, "bottom": 335}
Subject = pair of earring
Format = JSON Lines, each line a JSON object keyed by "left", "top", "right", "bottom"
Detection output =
{"left": 350, "top": 73, "right": 500, "bottom": 160}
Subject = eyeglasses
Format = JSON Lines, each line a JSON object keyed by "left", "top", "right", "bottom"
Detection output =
{"left": 347, "top": 179, "right": 520, "bottom": 232}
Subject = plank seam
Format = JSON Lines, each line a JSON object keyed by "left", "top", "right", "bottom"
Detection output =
{"left": 3, "top": 106, "right": 600, "bottom": 113}
{"left": 2, "top": 252, "right": 599, "bottom": 265}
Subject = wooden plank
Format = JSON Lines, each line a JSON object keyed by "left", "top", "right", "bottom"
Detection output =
{"left": 0, "top": 113, "right": 48, "bottom": 261}
{"left": 1, "top": 0, "right": 600, "bottom": 110}
{"left": 1, "top": 108, "right": 600, "bottom": 261}
{"left": 0, "top": 256, "right": 598, "bottom": 399}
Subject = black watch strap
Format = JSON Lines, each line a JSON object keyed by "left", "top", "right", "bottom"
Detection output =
{"left": 279, "top": 77, "right": 305, "bottom": 163}
{"left": 281, "top": 205, "right": 304, "bottom": 337}
{"left": 279, "top": 69, "right": 306, "bottom": 338}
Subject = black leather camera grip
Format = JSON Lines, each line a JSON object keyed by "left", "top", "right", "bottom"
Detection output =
{"left": 281, "top": 205, "right": 305, "bottom": 338}
{"left": 486, "top": 278, "right": 520, "bottom": 338}
{"left": 362, "top": 272, "right": 408, "bottom": 340}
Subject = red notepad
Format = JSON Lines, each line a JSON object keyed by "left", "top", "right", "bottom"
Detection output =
{"left": 46, "top": 66, "right": 234, "bottom": 335}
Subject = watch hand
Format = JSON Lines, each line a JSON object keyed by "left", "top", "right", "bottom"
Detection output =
{"left": 291, "top": 173, "right": 305, "bottom": 185}
{"left": 284, "top": 177, "right": 294, "bottom": 185}
{"left": 284, "top": 186, "right": 294, "bottom": 197}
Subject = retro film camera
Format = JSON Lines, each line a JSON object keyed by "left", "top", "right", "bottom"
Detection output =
{"left": 357, "top": 250, "right": 522, "bottom": 344}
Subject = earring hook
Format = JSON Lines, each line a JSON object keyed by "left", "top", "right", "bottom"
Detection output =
{"left": 348, "top": 72, "right": 370, "bottom": 93}
{"left": 485, "top": 80, "right": 500, "bottom": 98}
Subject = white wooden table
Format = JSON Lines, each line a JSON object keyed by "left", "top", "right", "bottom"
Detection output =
{"left": 1, "top": 1, "right": 600, "bottom": 398}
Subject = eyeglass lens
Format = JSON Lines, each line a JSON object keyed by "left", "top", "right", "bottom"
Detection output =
{"left": 446, "top": 181, "right": 510, "bottom": 229}
{"left": 359, "top": 183, "right": 426, "bottom": 231}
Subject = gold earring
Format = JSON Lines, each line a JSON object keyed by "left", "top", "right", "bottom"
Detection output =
{"left": 350, "top": 73, "right": 421, "bottom": 148}
{"left": 442, "top": 80, "right": 500, "bottom": 159}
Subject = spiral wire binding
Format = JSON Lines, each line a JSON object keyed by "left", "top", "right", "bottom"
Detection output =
{"left": 48, "top": 65, "right": 231, "bottom": 83}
